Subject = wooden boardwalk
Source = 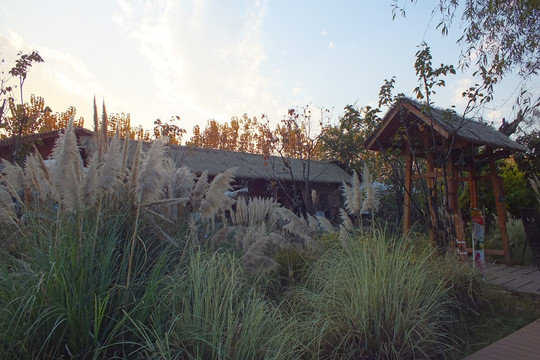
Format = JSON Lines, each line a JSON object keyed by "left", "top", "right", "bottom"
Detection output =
{"left": 463, "top": 264, "right": 540, "bottom": 359}
{"left": 484, "top": 263, "right": 540, "bottom": 295}
{"left": 464, "top": 318, "right": 540, "bottom": 360}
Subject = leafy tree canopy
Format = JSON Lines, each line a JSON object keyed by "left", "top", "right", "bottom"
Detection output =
{"left": 393, "top": 1, "right": 539, "bottom": 84}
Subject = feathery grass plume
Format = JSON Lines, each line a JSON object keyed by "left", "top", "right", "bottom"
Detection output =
{"left": 231, "top": 196, "right": 248, "bottom": 225}
{"left": 49, "top": 117, "right": 83, "bottom": 210}
{"left": 307, "top": 214, "right": 319, "bottom": 232}
{"left": 361, "top": 163, "right": 379, "bottom": 214}
{"left": 164, "top": 163, "right": 194, "bottom": 220}
{"left": 100, "top": 101, "right": 109, "bottom": 157}
{"left": 316, "top": 215, "right": 335, "bottom": 233}
{"left": 98, "top": 130, "right": 123, "bottom": 194}
{"left": 209, "top": 226, "right": 235, "bottom": 247}
{"left": 136, "top": 137, "right": 168, "bottom": 206}
{"left": 200, "top": 167, "right": 237, "bottom": 220}
{"left": 129, "top": 140, "right": 143, "bottom": 191}
{"left": 120, "top": 137, "right": 130, "bottom": 178}
{"left": 311, "top": 189, "right": 318, "bottom": 205}
{"left": 81, "top": 154, "right": 99, "bottom": 208}
{"left": 93, "top": 96, "right": 99, "bottom": 149}
{"left": 191, "top": 170, "right": 209, "bottom": 211}
{"left": 246, "top": 197, "right": 280, "bottom": 227}
{"left": 0, "top": 159, "right": 24, "bottom": 193}
{"left": 23, "top": 151, "right": 52, "bottom": 203}
{"left": 277, "top": 207, "right": 312, "bottom": 243}
{"left": 339, "top": 208, "right": 354, "bottom": 231}
{"left": 0, "top": 186, "right": 18, "bottom": 225}
{"left": 342, "top": 170, "right": 362, "bottom": 215}
{"left": 241, "top": 236, "right": 278, "bottom": 273}
{"left": 339, "top": 224, "right": 351, "bottom": 249}
{"left": 170, "top": 166, "right": 195, "bottom": 198}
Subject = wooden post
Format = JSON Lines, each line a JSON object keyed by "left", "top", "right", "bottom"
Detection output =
{"left": 403, "top": 144, "right": 413, "bottom": 234}
{"left": 448, "top": 159, "right": 466, "bottom": 258}
{"left": 423, "top": 131, "right": 437, "bottom": 244}
{"left": 488, "top": 151, "right": 512, "bottom": 266}
{"left": 469, "top": 161, "right": 479, "bottom": 209}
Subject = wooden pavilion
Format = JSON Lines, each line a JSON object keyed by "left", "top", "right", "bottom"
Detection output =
{"left": 365, "top": 98, "right": 528, "bottom": 265}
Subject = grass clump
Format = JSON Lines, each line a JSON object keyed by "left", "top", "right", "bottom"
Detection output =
{"left": 290, "top": 231, "right": 457, "bottom": 359}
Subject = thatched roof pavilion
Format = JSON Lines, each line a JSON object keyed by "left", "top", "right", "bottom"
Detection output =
{"left": 365, "top": 98, "right": 527, "bottom": 156}
{"left": 365, "top": 98, "right": 528, "bottom": 265}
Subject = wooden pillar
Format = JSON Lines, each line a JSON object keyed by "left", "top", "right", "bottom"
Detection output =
{"left": 403, "top": 144, "right": 413, "bottom": 234}
{"left": 448, "top": 159, "right": 466, "bottom": 258}
{"left": 423, "top": 131, "right": 437, "bottom": 244}
{"left": 488, "top": 152, "right": 512, "bottom": 266}
{"left": 469, "top": 161, "right": 479, "bottom": 209}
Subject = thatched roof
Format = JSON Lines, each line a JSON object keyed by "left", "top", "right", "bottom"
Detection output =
{"left": 0, "top": 127, "right": 93, "bottom": 146}
{"left": 167, "top": 145, "right": 351, "bottom": 184}
{"left": 365, "top": 98, "right": 528, "bottom": 153}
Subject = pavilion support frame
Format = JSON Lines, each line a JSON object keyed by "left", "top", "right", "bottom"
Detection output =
{"left": 401, "top": 141, "right": 512, "bottom": 265}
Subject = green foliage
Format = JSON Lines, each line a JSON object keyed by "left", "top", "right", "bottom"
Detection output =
{"left": 319, "top": 104, "right": 381, "bottom": 172}
{"left": 500, "top": 159, "right": 537, "bottom": 215}
{"left": 289, "top": 232, "right": 458, "bottom": 359}
{"left": 515, "top": 129, "right": 540, "bottom": 177}
{"left": 0, "top": 206, "right": 178, "bottom": 359}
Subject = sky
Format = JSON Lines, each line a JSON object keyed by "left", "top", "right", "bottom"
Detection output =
{"left": 0, "top": 0, "right": 533, "bottom": 140}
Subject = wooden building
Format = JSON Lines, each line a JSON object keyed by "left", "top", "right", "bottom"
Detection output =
{"left": 0, "top": 129, "right": 350, "bottom": 221}
{"left": 166, "top": 144, "right": 350, "bottom": 220}
{"left": 365, "top": 98, "right": 528, "bottom": 265}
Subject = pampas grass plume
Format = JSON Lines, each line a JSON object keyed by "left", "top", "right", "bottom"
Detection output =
{"left": 340, "top": 208, "right": 354, "bottom": 231}
{"left": 0, "top": 186, "right": 18, "bottom": 225}
{"left": 199, "top": 167, "right": 237, "bottom": 220}
{"left": 316, "top": 215, "right": 335, "bottom": 233}
{"left": 277, "top": 207, "right": 312, "bottom": 243}
{"left": 136, "top": 137, "right": 168, "bottom": 206}
{"left": 49, "top": 117, "right": 82, "bottom": 210}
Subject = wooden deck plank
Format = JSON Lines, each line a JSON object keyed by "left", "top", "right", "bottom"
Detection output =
{"left": 464, "top": 319, "right": 540, "bottom": 359}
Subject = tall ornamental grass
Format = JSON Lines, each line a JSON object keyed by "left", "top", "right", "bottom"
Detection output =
{"left": 290, "top": 231, "right": 457, "bottom": 359}
{"left": 0, "top": 206, "right": 179, "bottom": 359}
{"left": 132, "top": 251, "right": 302, "bottom": 359}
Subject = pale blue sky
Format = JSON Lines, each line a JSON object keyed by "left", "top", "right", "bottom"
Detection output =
{"left": 0, "top": 0, "right": 531, "bottom": 138}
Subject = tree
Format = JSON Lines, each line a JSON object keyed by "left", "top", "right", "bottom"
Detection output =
{"left": 0, "top": 50, "right": 44, "bottom": 161}
{"left": 1, "top": 95, "right": 84, "bottom": 163}
{"left": 319, "top": 105, "right": 381, "bottom": 172}
{"left": 393, "top": 0, "right": 540, "bottom": 131}
{"left": 153, "top": 116, "right": 186, "bottom": 145}
{"left": 1, "top": 95, "right": 83, "bottom": 138}
{"left": 186, "top": 114, "right": 267, "bottom": 153}
{"left": 515, "top": 129, "right": 540, "bottom": 177}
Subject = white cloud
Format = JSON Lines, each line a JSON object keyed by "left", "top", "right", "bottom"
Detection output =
{"left": 328, "top": 41, "right": 335, "bottom": 49}
{"left": 321, "top": 30, "right": 327, "bottom": 36}
{"left": 0, "top": 31, "right": 100, "bottom": 123}
{"left": 113, "top": 0, "right": 277, "bottom": 129}
{"left": 451, "top": 77, "right": 473, "bottom": 107}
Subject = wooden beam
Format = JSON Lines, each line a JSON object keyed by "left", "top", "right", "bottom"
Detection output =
{"left": 403, "top": 144, "right": 413, "bottom": 234}
{"left": 465, "top": 248, "right": 505, "bottom": 256}
{"left": 489, "top": 151, "right": 512, "bottom": 266}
